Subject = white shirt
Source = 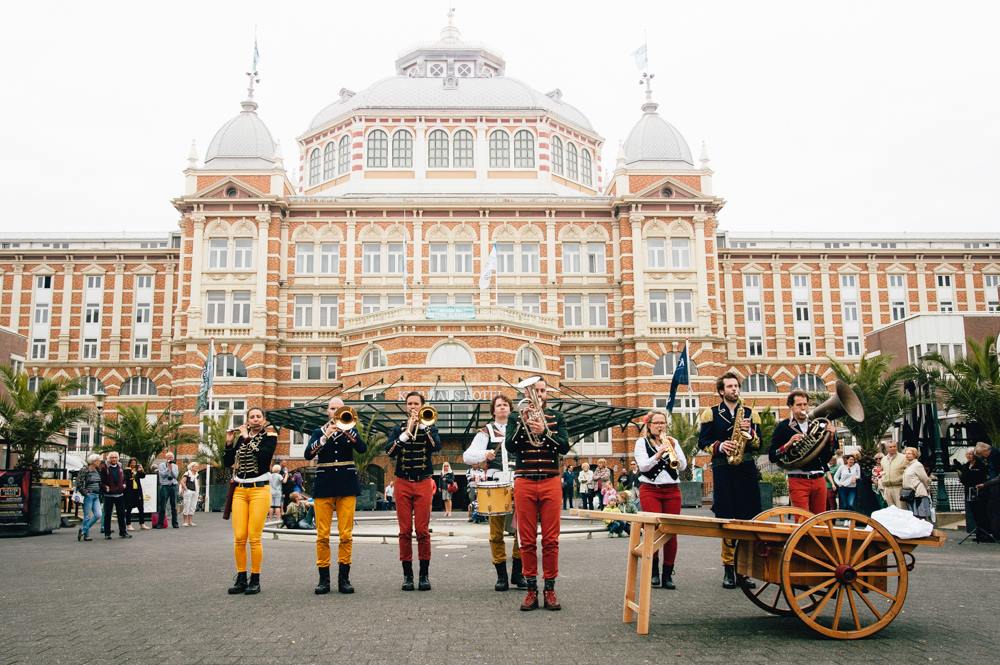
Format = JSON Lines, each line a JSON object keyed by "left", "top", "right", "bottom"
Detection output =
{"left": 634, "top": 436, "right": 688, "bottom": 485}
{"left": 834, "top": 464, "right": 860, "bottom": 488}
{"left": 463, "top": 422, "right": 511, "bottom": 482}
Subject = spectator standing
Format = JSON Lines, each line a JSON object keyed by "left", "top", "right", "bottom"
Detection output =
{"left": 956, "top": 449, "right": 990, "bottom": 540}
{"left": 291, "top": 468, "right": 304, "bottom": 494}
{"left": 825, "top": 453, "right": 840, "bottom": 511}
{"left": 385, "top": 481, "right": 395, "bottom": 509}
{"left": 439, "top": 462, "right": 456, "bottom": 517}
{"left": 834, "top": 455, "right": 860, "bottom": 510}
{"left": 592, "top": 459, "right": 612, "bottom": 509}
{"left": 100, "top": 451, "right": 131, "bottom": 540}
{"left": 620, "top": 460, "right": 641, "bottom": 494}
{"left": 901, "top": 447, "right": 933, "bottom": 521}
{"left": 124, "top": 458, "right": 149, "bottom": 531}
{"left": 561, "top": 463, "right": 576, "bottom": 510}
{"left": 972, "top": 442, "right": 1000, "bottom": 538}
{"left": 278, "top": 460, "right": 292, "bottom": 509}
{"left": 181, "top": 462, "right": 200, "bottom": 526}
{"left": 75, "top": 454, "right": 103, "bottom": 542}
{"left": 577, "top": 462, "right": 595, "bottom": 510}
{"left": 268, "top": 464, "right": 284, "bottom": 520}
{"left": 157, "top": 452, "right": 180, "bottom": 529}
{"left": 879, "top": 441, "right": 907, "bottom": 508}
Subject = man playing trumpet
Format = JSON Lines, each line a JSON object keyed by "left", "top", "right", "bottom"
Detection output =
{"left": 305, "top": 397, "right": 367, "bottom": 595}
{"left": 384, "top": 391, "right": 442, "bottom": 591}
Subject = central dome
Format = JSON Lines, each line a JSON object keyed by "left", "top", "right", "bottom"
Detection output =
{"left": 622, "top": 101, "right": 693, "bottom": 168}
{"left": 204, "top": 99, "right": 277, "bottom": 169}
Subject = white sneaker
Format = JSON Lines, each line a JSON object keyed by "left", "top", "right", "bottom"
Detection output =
{"left": 182, "top": 523, "right": 190, "bottom": 527}
{"left": 189, "top": 522, "right": 197, "bottom": 527}
{"left": 127, "top": 525, "right": 135, "bottom": 531}
{"left": 141, "top": 525, "right": 151, "bottom": 530}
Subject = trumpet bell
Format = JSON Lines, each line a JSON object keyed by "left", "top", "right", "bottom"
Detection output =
{"left": 516, "top": 375, "right": 543, "bottom": 390}
{"left": 333, "top": 406, "right": 358, "bottom": 430}
{"left": 418, "top": 405, "right": 437, "bottom": 426}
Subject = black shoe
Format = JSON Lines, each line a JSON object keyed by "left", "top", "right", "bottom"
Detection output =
{"left": 228, "top": 572, "right": 248, "bottom": 594}
{"left": 104, "top": 534, "right": 112, "bottom": 540}
{"left": 338, "top": 563, "right": 354, "bottom": 594}
{"left": 662, "top": 564, "right": 676, "bottom": 590}
{"left": 244, "top": 573, "right": 261, "bottom": 595}
{"left": 401, "top": 561, "right": 415, "bottom": 591}
{"left": 120, "top": 533, "right": 132, "bottom": 539}
{"left": 77, "top": 529, "right": 83, "bottom": 542}
{"left": 314, "top": 567, "right": 331, "bottom": 595}
{"left": 510, "top": 558, "right": 527, "bottom": 589}
{"left": 494, "top": 562, "right": 509, "bottom": 592}
{"left": 737, "top": 574, "right": 756, "bottom": 589}
{"left": 83, "top": 534, "right": 93, "bottom": 542}
{"left": 418, "top": 560, "right": 431, "bottom": 590}
{"left": 722, "top": 565, "right": 736, "bottom": 589}
{"left": 651, "top": 568, "right": 661, "bottom": 586}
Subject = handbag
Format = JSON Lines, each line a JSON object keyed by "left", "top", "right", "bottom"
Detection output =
{"left": 72, "top": 490, "right": 84, "bottom": 504}
{"left": 446, "top": 481, "right": 458, "bottom": 494}
{"left": 222, "top": 480, "right": 237, "bottom": 520}
{"left": 899, "top": 487, "right": 916, "bottom": 502}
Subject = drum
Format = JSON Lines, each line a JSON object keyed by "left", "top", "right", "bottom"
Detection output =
{"left": 476, "top": 481, "right": 513, "bottom": 516}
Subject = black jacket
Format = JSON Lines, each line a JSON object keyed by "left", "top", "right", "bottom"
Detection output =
{"left": 384, "top": 423, "right": 442, "bottom": 479}
{"left": 224, "top": 428, "right": 278, "bottom": 479}
{"left": 304, "top": 426, "right": 366, "bottom": 497}
{"left": 124, "top": 468, "right": 145, "bottom": 495}
{"left": 768, "top": 418, "right": 837, "bottom": 473}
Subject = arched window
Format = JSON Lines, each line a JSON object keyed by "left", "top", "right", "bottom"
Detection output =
{"left": 70, "top": 376, "right": 106, "bottom": 396}
{"left": 581, "top": 148, "right": 593, "bottom": 186}
{"left": 391, "top": 130, "right": 413, "bottom": 168}
{"left": 742, "top": 373, "right": 778, "bottom": 393}
{"left": 308, "top": 148, "right": 321, "bottom": 185}
{"left": 513, "top": 130, "right": 535, "bottom": 168}
{"left": 428, "top": 342, "right": 475, "bottom": 367}
{"left": 566, "top": 142, "right": 579, "bottom": 180}
{"left": 323, "top": 142, "right": 336, "bottom": 181}
{"left": 427, "top": 129, "right": 450, "bottom": 168}
{"left": 489, "top": 130, "right": 510, "bottom": 168}
{"left": 367, "top": 130, "right": 388, "bottom": 168}
{"left": 453, "top": 129, "right": 474, "bottom": 167}
{"left": 359, "top": 347, "right": 387, "bottom": 371}
{"left": 119, "top": 376, "right": 157, "bottom": 396}
{"left": 214, "top": 353, "right": 247, "bottom": 379}
{"left": 338, "top": 135, "right": 351, "bottom": 174}
{"left": 792, "top": 373, "right": 826, "bottom": 392}
{"left": 652, "top": 353, "right": 699, "bottom": 377}
{"left": 516, "top": 346, "right": 542, "bottom": 369}
{"left": 551, "top": 136, "right": 564, "bottom": 175}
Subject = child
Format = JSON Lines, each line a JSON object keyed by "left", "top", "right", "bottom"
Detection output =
{"left": 268, "top": 464, "right": 284, "bottom": 520}
{"left": 602, "top": 493, "right": 630, "bottom": 537}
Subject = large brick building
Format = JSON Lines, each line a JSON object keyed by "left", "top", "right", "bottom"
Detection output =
{"left": 2, "top": 20, "right": 998, "bottom": 471}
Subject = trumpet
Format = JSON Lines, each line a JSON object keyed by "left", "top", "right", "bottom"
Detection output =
{"left": 406, "top": 405, "right": 437, "bottom": 439}
{"left": 657, "top": 432, "right": 681, "bottom": 470}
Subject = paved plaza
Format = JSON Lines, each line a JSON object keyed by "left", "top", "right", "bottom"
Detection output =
{"left": 1, "top": 511, "right": 997, "bottom": 665}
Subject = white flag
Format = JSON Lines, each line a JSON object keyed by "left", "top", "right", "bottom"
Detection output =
{"left": 632, "top": 43, "right": 648, "bottom": 70}
{"left": 478, "top": 244, "right": 498, "bottom": 290}
{"left": 195, "top": 338, "right": 216, "bottom": 415}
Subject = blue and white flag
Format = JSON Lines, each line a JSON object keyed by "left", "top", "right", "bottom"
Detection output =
{"left": 195, "top": 338, "right": 216, "bottom": 415}
{"left": 665, "top": 345, "right": 689, "bottom": 414}
{"left": 251, "top": 38, "right": 260, "bottom": 73}
{"left": 632, "top": 43, "right": 648, "bottom": 71}
{"left": 478, "top": 244, "right": 498, "bottom": 290}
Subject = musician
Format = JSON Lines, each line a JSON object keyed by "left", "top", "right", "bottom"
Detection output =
{"left": 224, "top": 407, "right": 278, "bottom": 595}
{"left": 305, "top": 397, "right": 367, "bottom": 595}
{"left": 384, "top": 391, "right": 442, "bottom": 591}
{"left": 768, "top": 389, "right": 837, "bottom": 515}
{"left": 634, "top": 409, "right": 687, "bottom": 590}
{"left": 463, "top": 394, "right": 525, "bottom": 592}
{"left": 698, "top": 372, "right": 762, "bottom": 590}
{"left": 504, "top": 377, "right": 570, "bottom": 611}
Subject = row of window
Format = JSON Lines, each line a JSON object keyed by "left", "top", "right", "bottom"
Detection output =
{"left": 26, "top": 375, "right": 158, "bottom": 397}
{"left": 550, "top": 136, "right": 593, "bottom": 186}
{"left": 29, "top": 337, "right": 153, "bottom": 361}
{"left": 31, "top": 274, "right": 154, "bottom": 291}
{"left": 741, "top": 372, "right": 826, "bottom": 394}
{"left": 744, "top": 334, "right": 861, "bottom": 358}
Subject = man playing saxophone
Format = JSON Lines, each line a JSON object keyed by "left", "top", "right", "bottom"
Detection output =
{"left": 697, "top": 372, "right": 762, "bottom": 589}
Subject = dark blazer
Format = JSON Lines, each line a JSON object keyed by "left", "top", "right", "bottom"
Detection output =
{"left": 124, "top": 468, "right": 145, "bottom": 495}
{"left": 768, "top": 418, "right": 837, "bottom": 473}
{"left": 305, "top": 426, "right": 366, "bottom": 497}
{"left": 697, "top": 404, "right": 761, "bottom": 468}
{"left": 223, "top": 428, "right": 279, "bottom": 478}
{"left": 384, "top": 423, "right": 442, "bottom": 479}
{"left": 100, "top": 464, "right": 127, "bottom": 495}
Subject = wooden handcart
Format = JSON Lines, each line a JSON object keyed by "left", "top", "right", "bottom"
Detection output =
{"left": 573, "top": 508, "right": 945, "bottom": 640}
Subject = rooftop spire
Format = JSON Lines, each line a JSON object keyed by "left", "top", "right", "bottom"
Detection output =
{"left": 639, "top": 72, "right": 657, "bottom": 113}
{"left": 440, "top": 6, "right": 461, "bottom": 42}
{"left": 245, "top": 36, "right": 261, "bottom": 99}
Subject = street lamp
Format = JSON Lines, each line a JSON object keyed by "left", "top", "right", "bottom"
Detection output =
{"left": 94, "top": 389, "right": 107, "bottom": 449}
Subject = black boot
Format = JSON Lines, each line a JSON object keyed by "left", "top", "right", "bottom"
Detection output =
{"left": 494, "top": 562, "right": 509, "bottom": 592}
{"left": 401, "top": 561, "right": 415, "bottom": 591}
{"left": 651, "top": 554, "right": 661, "bottom": 587}
{"left": 418, "top": 559, "right": 431, "bottom": 591}
{"left": 737, "top": 573, "right": 756, "bottom": 589}
{"left": 338, "top": 563, "right": 354, "bottom": 594}
{"left": 228, "top": 572, "right": 248, "bottom": 595}
{"left": 662, "top": 564, "right": 676, "bottom": 590}
{"left": 510, "top": 558, "right": 527, "bottom": 589}
{"left": 245, "top": 573, "right": 261, "bottom": 595}
{"left": 722, "top": 565, "right": 736, "bottom": 590}
{"left": 314, "top": 567, "right": 331, "bottom": 595}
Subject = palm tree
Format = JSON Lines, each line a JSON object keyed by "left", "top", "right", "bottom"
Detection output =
{"left": 195, "top": 410, "right": 232, "bottom": 480}
{"left": 101, "top": 404, "right": 199, "bottom": 469}
{"left": 668, "top": 413, "right": 699, "bottom": 481}
{"left": 353, "top": 413, "right": 387, "bottom": 486}
{"left": 922, "top": 335, "right": 1000, "bottom": 445}
{"left": 0, "top": 366, "right": 89, "bottom": 482}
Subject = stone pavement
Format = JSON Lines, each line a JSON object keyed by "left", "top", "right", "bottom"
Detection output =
{"left": 1, "top": 510, "right": 997, "bottom": 665}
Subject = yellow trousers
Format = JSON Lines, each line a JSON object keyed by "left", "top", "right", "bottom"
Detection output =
{"left": 314, "top": 495, "right": 356, "bottom": 567}
{"left": 489, "top": 513, "right": 520, "bottom": 565}
{"left": 231, "top": 485, "right": 269, "bottom": 574}
{"left": 721, "top": 539, "right": 735, "bottom": 565}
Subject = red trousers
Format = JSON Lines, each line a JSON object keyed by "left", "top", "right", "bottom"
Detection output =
{"left": 514, "top": 476, "right": 562, "bottom": 580}
{"left": 395, "top": 477, "right": 435, "bottom": 562}
{"left": 638, "top": 483, "right": 682, "bottom": 565}
{"left": 789, "top": 477, "right": 827, "bottom": 515}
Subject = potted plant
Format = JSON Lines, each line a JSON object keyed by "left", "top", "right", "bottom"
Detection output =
{"left": 669, "top": 413, "right": 702, "bottom": 508}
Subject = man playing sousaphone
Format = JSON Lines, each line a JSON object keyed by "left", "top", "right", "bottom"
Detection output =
{"left": 505, "top": 376, "right": 570, "bottom": 611}
{"left": 768, "top": 389, "right": 838, "bottom": 515}
{"left": 305, "top": 397, "right": 367, "bottom": 595}
{"left": 463, "top": 394, "right": 525, "bottom": 592}
{"left": 384, "top": 391, "right": 442, "bottom": 591}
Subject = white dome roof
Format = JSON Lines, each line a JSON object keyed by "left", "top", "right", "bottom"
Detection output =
{"left": 204, "top": 99, "right": 277, "bottom": 169}
{"left": 308, "top": 76, "right": 593, "bottom": 133}
{"left": 622, "top": 101, "right": 693, "bottom": 168}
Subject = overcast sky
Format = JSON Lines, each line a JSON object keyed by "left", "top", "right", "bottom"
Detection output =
{"left": 2, "top": 0, "right": 998, "bottom": 235}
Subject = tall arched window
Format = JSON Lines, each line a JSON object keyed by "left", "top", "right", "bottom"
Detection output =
{"left": 119, "top": 376, "right": 157, "bottom": 396}
{"left": 359, "top": 347, "right": 387, "bottom": 370}
{"left": 338, "top": 135, "right": 351, "bottom": 174}
{"left": 427, "top": 129, "right": 450, "bottom": 168}
{"left": 308, "top": 148, "right": 321, "bottom": 185}
{"left": 551, "top": 136, "right": 564, "bottom": 175}
{"left": 70, "top": 376, "right": 106, "bottom": 396}
{"left": 391, "top": 130, "right": 412, "bottom": 168}
{"left": 513, "top": 130, "right": 535, "bottom": 168}
{"left": 742, "top": 373, "right": 778, "bottom": 393}
{"left": 323, "top": 142, "right": 336, "bottom": 181}
{"left": 367, "top": 130, "right": 388, "bottom": 168}
{"left": 489, "top": 130, "right": 510, "bottom": 168}
{"left": 428, "top": 342, "right": 475, "bottom": 366}
{"left": 580, "top": 148, "right": 593, "bottom": 186}
{"left": 516, "top": 346, "right": 542, "bottom": 369}
{"left": 566, "top": 142, "right": 579, "bottom": 180}
{"left": 453, "top": 129, "right": 474, "bottom": 167}
{"left": 214, "top": 353, "right": 247, "bottom": 378}
{"left": 791, "top": 373, "right": 826, "bottom": 392}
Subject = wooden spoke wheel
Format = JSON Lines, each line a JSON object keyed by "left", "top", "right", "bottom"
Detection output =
{"left": 781, "top": 510, "right": 908, "bottom": 639}
{"left": 735, "top": 507, "right": 818, "bottom": 616}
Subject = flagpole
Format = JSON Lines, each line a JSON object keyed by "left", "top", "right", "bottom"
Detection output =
{"left": 204, "top": 338, "right": 215, "bottom": 513}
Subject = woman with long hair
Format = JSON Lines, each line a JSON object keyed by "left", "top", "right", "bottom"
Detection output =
{"left": 124, "top": 458, "right": 149, "bottom": 531}
{"left": 440, "top": 461, "right": 455, "bottom": 517}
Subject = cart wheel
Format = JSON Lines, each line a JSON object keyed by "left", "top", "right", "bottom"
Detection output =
{"left": 735, "top": 507, "right": 818, "bottom": 616}
{"left": 781, "top": 510, "right": 908, "bottom": 639}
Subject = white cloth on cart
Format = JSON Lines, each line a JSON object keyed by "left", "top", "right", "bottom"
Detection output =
{"left": 865, "top": 505, "right": 933, "bottom": 539}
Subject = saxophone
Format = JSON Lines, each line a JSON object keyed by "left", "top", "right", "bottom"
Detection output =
{"left": 726, "top": 400, "right": 754, "bottom": 465}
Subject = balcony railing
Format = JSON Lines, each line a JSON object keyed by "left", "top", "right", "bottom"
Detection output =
{"left": 202, "top": 327, "right": 253, "bottom": 337}
{"left": 647, "top": 325, "right": 697, "bottom": 337}
{"left": 340, "top": 305, "right": 559, "bottom": 332}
